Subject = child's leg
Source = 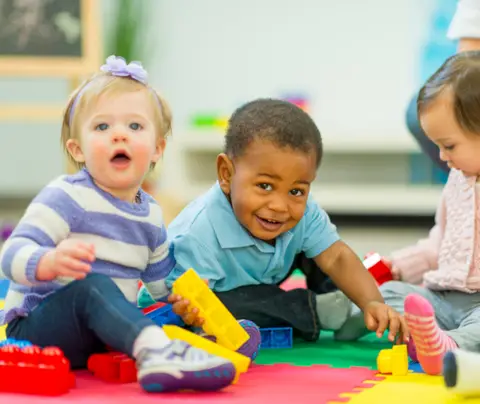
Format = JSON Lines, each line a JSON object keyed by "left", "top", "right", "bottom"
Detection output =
{"left": 334, "top": 281, "right": 455, "bottom": 343}
{"left": 290, "top": 252, "right": 338, "bottom": 294}
{"left": 7, "top": 273, "right": 235, "bottom": 392}
{"left": 287, "top": 253, "right": 351, "bottom": 330}
{"left": 404, "top": 294, "right": 458, "bottom": 375}
{"left": 215, "top": 284, "right": 321, "bottom": 341}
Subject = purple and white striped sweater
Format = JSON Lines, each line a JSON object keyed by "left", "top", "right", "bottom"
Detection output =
{"left": 0, "top": 169, "right": 174, "bottom": 325}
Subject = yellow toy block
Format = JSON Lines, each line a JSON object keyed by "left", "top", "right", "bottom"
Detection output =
{"left": 377, "top": 344, "right": 409, "bottom": 376}
{"left": 172, "top": 268, "right": 249, "bottom": 351}
{"left": 163, "top": 325, "right": 250, "bottom": 383}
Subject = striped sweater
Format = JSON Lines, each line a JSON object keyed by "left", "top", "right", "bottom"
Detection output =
{"left": 0, "top": 169, "right": 174, "bottom": 325}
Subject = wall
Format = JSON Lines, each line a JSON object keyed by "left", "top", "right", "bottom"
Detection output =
{"left": 0, "top": 0, "right": 444, "bottom": 210}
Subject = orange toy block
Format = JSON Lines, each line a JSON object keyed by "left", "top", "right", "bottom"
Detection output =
{"left": 172, "top": 268, "right": 249, "bottom": 351}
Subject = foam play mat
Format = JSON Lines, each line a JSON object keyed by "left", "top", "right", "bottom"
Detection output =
{"left": 0, "top": 275, "right": 479, "bottom": 403}
{"left": 0, "top": 365, "right": 382, "bottom": 403}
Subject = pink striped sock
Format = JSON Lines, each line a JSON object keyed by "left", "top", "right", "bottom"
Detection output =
{"left": 404, "top": 293, "right": 457, "bottom": 375}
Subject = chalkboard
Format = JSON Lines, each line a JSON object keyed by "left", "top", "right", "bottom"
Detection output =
{"left": 0, "top": 0, "right": 81, "bottom": 57}
{"left": 0, "top": 0, "right": 100, "bottom": 76}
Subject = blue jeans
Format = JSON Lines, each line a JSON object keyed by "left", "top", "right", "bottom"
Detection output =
{"left": 6, "top": 273, "right": 154, "bottom": 369}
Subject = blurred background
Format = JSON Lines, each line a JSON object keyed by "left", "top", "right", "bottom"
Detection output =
{"left": 0, "top": 0, "right": 460, "bottom": 274}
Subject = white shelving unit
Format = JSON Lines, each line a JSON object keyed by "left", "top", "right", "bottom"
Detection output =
{"left": 161, "top": 130, "right": 444, "bottom": 216}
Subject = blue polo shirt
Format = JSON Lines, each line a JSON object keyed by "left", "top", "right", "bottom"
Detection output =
{"left": 165, "top": 182, "right": 340, "bottom": 292}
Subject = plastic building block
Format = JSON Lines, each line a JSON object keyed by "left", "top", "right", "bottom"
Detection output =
{"left": 172, "top": 268, "right": 249, "bottom": 351}
{"left": 88, "top": 352, "right": 137, "bottom": 383}
{"left": 260, "top": 327, "right": 293, "bottom": 349}
{"left": 377, "top": 344, "right": 409, "bottom": 376}
{"left": 363, "top": 252, "right": 393, "bottom": 286}
{"left": 0, "top": 345, "right": 75, "bottom": 395}
{"left": 0, "top": 280, "right": 9, "bottom": 299}
{"left": 163, "top": 325, "right": 250, "bottom": 384}
{"left": 141, "top": 302, "right": 184, "bottom": 327}
{"left": 191, "top": 114, "right": 228, "bottom": 129}
{"left": 0, "top": 338, "right": 32, "bottom": 348}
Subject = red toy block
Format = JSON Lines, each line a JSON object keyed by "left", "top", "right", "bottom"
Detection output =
{"left": 88, "top": 352, "right": 137, "bottom": 383}
{"left": 0, "top": 345, "right": 75, "bottom": 396}
{"left": 363, "top": 252, "right": 393, "bottom": 286}
{"left": 141, "top": 301, "right": 166, "bottom": 315}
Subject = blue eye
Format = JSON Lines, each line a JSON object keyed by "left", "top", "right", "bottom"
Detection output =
{"left": 95, "top": 123, "right": 109, "bottom": 131}
{"left": 130, "top": 122, "right": 142, "bottom": 130}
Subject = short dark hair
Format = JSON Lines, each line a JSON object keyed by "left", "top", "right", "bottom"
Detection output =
{"left": 224, "top": 98, "right": 323, "bottom": 167}
{"left": 418, "top": 50, "right": 480, "bottom": 134}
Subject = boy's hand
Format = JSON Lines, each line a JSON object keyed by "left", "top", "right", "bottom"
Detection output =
{"left": 364, "top": 301, "right": 409, "bottom": 343}
{"left": 36, "top": 240, "right": 95, "bottom": 281}
{"left": 168, "top": 278, "right": 209, "bottom": 327}
{"left": 168, "top": 294, "right": 205, "bottom": 327}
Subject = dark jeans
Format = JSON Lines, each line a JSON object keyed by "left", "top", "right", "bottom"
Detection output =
{"left": 214, "top": 253, "right": 337, "bottom": 342}
{"left": 6, "top": 273, "right": 154, "bottom": 369}
{"left": 406, "top": 93, "right": 449, "bottom": 173}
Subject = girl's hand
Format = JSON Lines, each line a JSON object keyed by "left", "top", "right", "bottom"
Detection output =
{"left": 36, "top": 240, "right": 95, "bottom": 281}
{"left": 383, "top": 258, "right": 401, "bottom": 281}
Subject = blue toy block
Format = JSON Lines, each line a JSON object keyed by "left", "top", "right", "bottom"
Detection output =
{"left": 145, "top": 304, "right": 184, "bottom": 327}
{"left": 0, "top": 338, "right": 33, "bottom": 348}
{"left": 0, "top": 280, "right": 9, "bottom": 299}
{"left": 260, "top": 327, "right": 293, "bottom": 349}
{"left": 408, "top": 361, "right": 424, "bottom": 374}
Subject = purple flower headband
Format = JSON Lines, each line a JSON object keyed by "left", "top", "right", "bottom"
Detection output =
{"left": 68, "top": 55, "right": 153, "bottom": 127}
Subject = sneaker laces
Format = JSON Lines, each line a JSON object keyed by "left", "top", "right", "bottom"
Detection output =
{"left": 137, "top": 340, "right": 214, "bottom": 366}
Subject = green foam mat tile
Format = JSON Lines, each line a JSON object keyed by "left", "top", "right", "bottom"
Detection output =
{"left": 256, "top": 331, "right": 390, "bottom": 369}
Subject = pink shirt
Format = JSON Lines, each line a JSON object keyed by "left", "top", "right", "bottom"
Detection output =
{"left": 392, "top": 169, "right": 480, "bottom": 293}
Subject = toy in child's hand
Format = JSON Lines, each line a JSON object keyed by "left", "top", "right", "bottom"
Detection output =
{"left": 363, "top": 252, "right": 394, "bottom": 285}
{"left": 142, "top": 302, "right": 184, "bottom": 327}
{"left": 169, "top": 277, "right": 209, "bottom": 327}
{"left": 172, "top": 268, "right": 250, "bottom": 351}
{"left": 169, "top": 294, "right": 204, "bottom": 327}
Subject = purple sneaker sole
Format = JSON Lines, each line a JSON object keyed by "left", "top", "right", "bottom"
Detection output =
{"left": 139, "top": 362, "right": 236, "bottom": 393}
{"left": 198, "top": 320, "right": 261, "bottom": 362}
{"left": 236, "top": 320, "right": 261, "bottom": 361}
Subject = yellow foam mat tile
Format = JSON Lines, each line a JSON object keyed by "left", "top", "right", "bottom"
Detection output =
{"left": 336, "top": 373, "right": 480, "bottom": 404}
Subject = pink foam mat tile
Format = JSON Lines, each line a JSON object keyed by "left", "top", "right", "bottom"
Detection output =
{"left": 0, "top": 363, "right": 382, "bottom": 404}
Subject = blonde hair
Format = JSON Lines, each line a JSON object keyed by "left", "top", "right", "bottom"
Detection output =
{"left": 61, "top": 72, "right": 172, "bottom": 171}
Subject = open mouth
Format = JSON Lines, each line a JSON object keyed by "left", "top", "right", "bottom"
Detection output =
{"left": 110, "top": 151, "right": 131, "bottom": 164}
{"left": 256, "top": 216, "right": 285, "bottom": 231}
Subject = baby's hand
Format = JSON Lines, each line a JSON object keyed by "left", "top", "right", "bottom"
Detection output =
{"left": 168, "top": 294, "right": 205, "bottom": 327}
{"left": 168, "top": 278, "right": 209, "bottom": 327}
{"left": 36, "top": 240, "right": 95, "bottom": 281}
{"left": 383, "top": 258, "right": 401, "bottom": 281}
{"left": 363, "top": 301, "right": 409, "bottom": 343}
